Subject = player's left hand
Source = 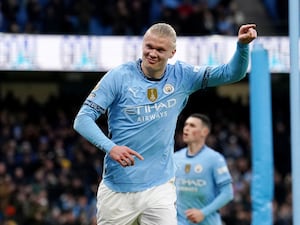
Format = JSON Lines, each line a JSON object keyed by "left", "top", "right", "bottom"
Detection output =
{"left": 238, "top": 24, "right": 257, "bottom": 44}
{"left": 185, "top": 208, "right": 205, "bottom": 224}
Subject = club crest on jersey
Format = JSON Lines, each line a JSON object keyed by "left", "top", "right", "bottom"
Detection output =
{"left": 147, "top": 88, "right": 158, "bottom": 102}
{"left": 185, "top": 164, "right": 191, "bottom": 173}
{"left": 163, "top": 84, "right": 174, "bottom": 94}
{"left": 194, "top": 164, "right": 203, "bottom": 173}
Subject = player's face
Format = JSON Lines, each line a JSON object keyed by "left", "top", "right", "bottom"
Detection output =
{"left": 141, "top": 32, "right": 176, "bottom": 78}
{"left": 182, "top": 117, "right": 206, "bottom": 144}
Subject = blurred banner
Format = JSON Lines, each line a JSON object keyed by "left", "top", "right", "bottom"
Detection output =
{"left": 0, "top": 33, "right": 290, "bottom": 72}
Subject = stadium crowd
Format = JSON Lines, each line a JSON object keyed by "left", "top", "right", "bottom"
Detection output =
{"left": 0, "top": 85, "right": 292, "bottom": 225}
{"left": 0, "top": 0, "right": 243, "bottom": 36}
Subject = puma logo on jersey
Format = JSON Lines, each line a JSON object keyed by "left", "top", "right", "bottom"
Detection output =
{"left": 128, "top": 87, "right": 139, "bottom": 97}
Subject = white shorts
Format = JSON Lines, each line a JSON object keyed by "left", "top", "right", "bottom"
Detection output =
{"left": 96, "top": 179, "right": 177, "bottom": 225}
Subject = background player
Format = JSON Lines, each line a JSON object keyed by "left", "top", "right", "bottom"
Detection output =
{"left": 174, "top": 113, "right": 234, "bottom": 225}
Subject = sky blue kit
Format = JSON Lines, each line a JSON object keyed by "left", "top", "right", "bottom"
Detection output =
{"left": 73, "top": 42, "right": 249, "bottom": 193}
{"left": 174, "top": 146, "right": 233, "bottom": 225}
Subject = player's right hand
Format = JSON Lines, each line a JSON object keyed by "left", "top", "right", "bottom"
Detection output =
{"left": 109, "top": 145, "right": 144, "bottom": 167}
{"left": 185, "top": 208, "right": 205, "bottom": 223}
{"left": 238, "top": 24, "right": 257, "bottom": 44}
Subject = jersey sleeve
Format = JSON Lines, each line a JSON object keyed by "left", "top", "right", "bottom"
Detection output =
{"left": 73, "top": 69, "right": 122, "bottom": 153}
{"left": 213, "top": 153, "right": 232, "bottom": 186}
{"left": 201, "top": 182, "right": 234, "bottom": 216}
{"left": 86, "top": 68, "right": 120, "bottom": 112}
{"left": 206, "top": 42, "right": 249, "bottom": 87}
{"left": 73, "top": 104, "right": 116, "bottom": 153}
{"left": 201, "top": 151, "right": 234, "bottom": 216}
{"left": 176, "top": 42, "right": 249, "bottom": 95}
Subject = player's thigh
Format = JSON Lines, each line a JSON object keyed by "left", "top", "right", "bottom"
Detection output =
{"left": 140, "top": 179, "right": 177, "bottom": 225}
{"left": 96, "top": 182, "right": 140, "bottom": 225}
{"left": 140, "top": 206, "right": 177, "bottom": 225}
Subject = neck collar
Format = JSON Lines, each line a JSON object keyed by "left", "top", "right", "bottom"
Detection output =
{"left": 137, "top": 59, "right": 164, "bottom": 81}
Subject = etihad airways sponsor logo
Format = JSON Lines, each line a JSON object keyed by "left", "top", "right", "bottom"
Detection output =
{"left": 124, "top": 99, "right": 177, "bottom": 115}
{"left": 177, "top": 178, "right": 207, "bottom": 187}
{"left": 136, "top": 111, "right": 168, "bottom": 122}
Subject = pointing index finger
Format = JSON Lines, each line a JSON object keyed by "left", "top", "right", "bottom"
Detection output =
{"left": 133, "top": 152, "right": 144, "bottom": 160}
{"left": 131, "top": 150, "right": 144, "bottom": 161}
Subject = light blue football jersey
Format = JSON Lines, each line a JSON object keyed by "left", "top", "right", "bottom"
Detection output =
{"left": 74, "top": 42, "right": 248, "bottom": 192}
{"left": 174, "top": 146, "right": 232, "bottom": 225}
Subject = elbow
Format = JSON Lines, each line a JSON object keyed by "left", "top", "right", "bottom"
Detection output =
{"left": 221, "top": 66, "right": 247, "bottom": 84}
{"left": 239, "top": 71, "right": 247, "bottom": 81}
{"left": 73, "top": 113, "right": 88, "bottom": 133}
{"left": 228, "top": 185, "right": 234, "bottom": 201}
{"left": 228, "top": 61, "right": 248, "bottom": 83}
{"left": 73, "top": 106, "right": 98, "bottom": 132}
{"left": 73, "top": 115, "right": 82, "bottom": 133}
{"left": 73, "top": 112, "right": 97, "bottom": 133}
{"left": 228, "top": 71, "right": 247, "bottom": 84}
{"left": 223, "top": 183, "right": 234, "bottom": 203}
{"left": 231, "top": 68, "right": 247, "bottom": 82}
{"left": 73, "top": 116, "right": 79, "bottom": 132}
{"left": 229, "top": 191, "right": 234, "bottom": 202}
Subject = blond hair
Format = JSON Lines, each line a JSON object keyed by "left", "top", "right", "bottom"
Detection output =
{"left": 146, "top": 23, "right": 177, "bottom": 48}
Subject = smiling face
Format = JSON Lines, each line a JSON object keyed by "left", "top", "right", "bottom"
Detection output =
{"left": 141, "top": 24, "right": 176, "bottom": 79}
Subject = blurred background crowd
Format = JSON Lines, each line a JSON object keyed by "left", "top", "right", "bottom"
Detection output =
{"left": 0, "top": 0, "right": 292, "bottom": 225}
{"left": 0, "top": 0, "right": 288, "bottom": 36}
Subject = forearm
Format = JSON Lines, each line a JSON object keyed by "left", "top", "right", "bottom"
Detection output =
{"left": 73, "top": 106, "right": 116, "bottom": 153}
{"left": 208, "top": 42, "right": 249, "bottom": 86}
{"left": 227, "top": 42, "right": 249, "bottom": 79}
{"left": 201, "top": 182, "right": 234, "bottom": 216}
